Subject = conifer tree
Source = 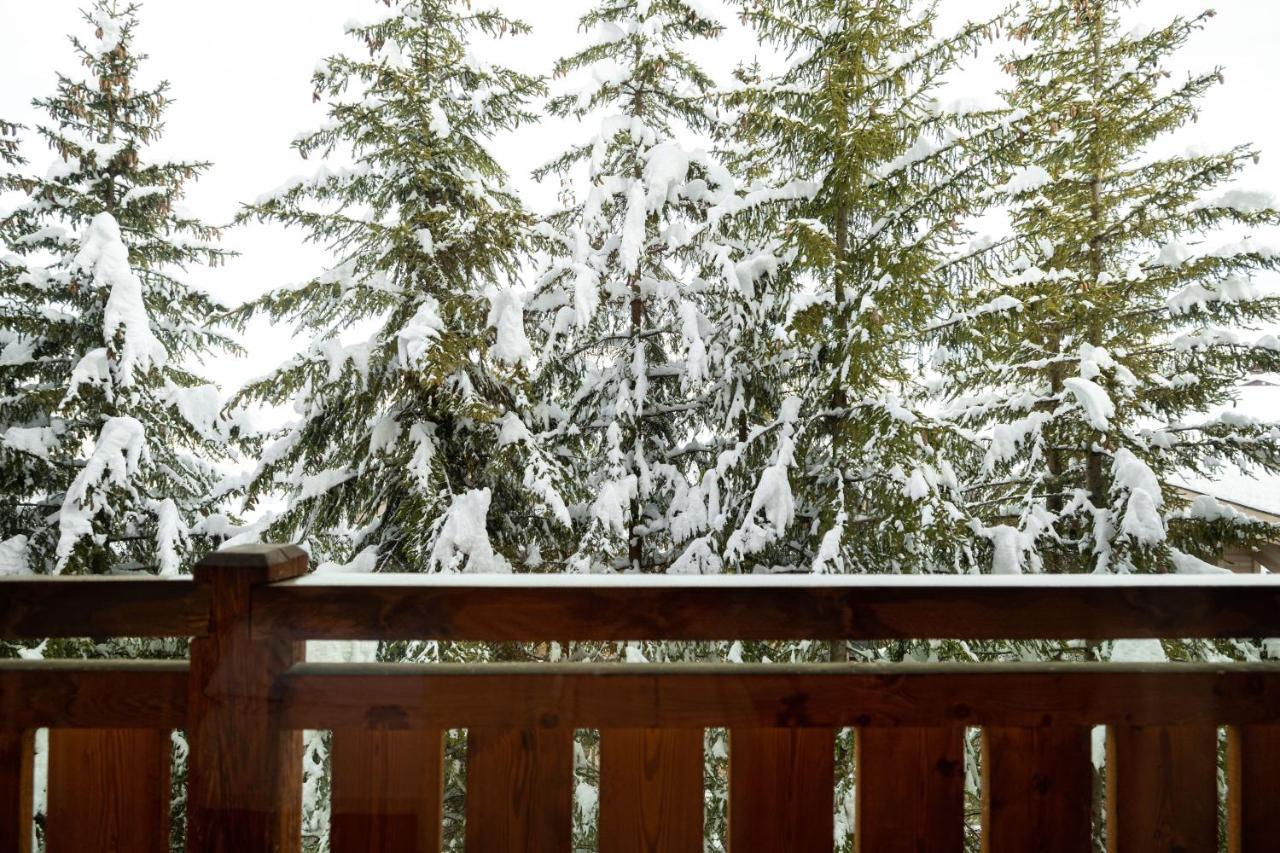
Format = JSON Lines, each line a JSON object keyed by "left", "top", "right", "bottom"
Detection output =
{"left": 939, "top": 0, "right": 1280, "bottom": 575}
{"left": 728, "top": 0, "right": 1013, "bottom": 574}
{"left": 529, "top": 0, "right": 746, "bottom": 573}
{"left": 0, "top": 120, "right": 23, "bottom": 577}
{"left": 0, "top": 1, "right": 237, "bottom": 577}
{"left": 230, "top": 1, "right": 561, "bottom": 577}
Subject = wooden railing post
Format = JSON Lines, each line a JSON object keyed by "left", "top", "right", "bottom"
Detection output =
{"left": 186, "top": 545, "right": 308, "bottom": 853}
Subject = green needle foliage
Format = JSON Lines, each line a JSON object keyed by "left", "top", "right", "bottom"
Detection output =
{"left": 0, "top": 120, "right": 20, "bottom": 167}
{"left": 0, "top": 0, "right": 238, "bottom": 578}
{"left": 939, "top": 0, "right": 1280, "bottom": 575}
{"left": 728, "top": 0, "right": 1016, "bottom": 574}
{"left": 229, "top": 0, "right": 565, "bottom": 576}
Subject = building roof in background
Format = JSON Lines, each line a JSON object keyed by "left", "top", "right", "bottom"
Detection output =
{"left": 1176, "top": 376, "right": 1280, "bottom": 518}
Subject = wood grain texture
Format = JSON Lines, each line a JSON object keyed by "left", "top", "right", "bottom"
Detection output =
{"left": 0, "top": 730, "right": 33, "bottom": 853}
{"left": 1107, "top": 725, "right": 1217, "bottom": 853}
{"left": 0, "top": 661, "right": 187, "bottom": 730}
{"left": 331, "top": 729, "right": 444, "bottom": 853}
{"left": 599, "top": 729, "right": 703, "bottom": 853}
{"left": 983, "top": 727, "right": 1092, "bottom": 853}
{"left": 0, "top": 578, "right": 210, "bottom": 639}
{"left": 252, "top": 580, "right": 1280, "bottom": 642}
{"left": 855, "top": 727, "right": 964, "bottom": 853}
{"left": 1227, "top": 724, "right": 1280, "bottom": 852}
{"left": 279, "top": 663, "right": 1280, "bottom": 731}
{"left": 45, "top": 728, "right": 171, "bottom": 853}
{"left": 185, "top": 546, "right": 307, "bottom": 853}
{"left": 465, "top": 728, "right": 574, "bottom": 853}
{"left": 729, "top": 728, "right": 835, "bottom": 853}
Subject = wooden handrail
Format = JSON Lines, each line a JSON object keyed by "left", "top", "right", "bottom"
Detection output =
{"left": 4, "top": 544, "right": 1280, "bottom": 852}
{"left": 0, "top": 577, "right": 210, "bottom": 639}
{"left": 252, "top": 573, "right": 1280, "bottom": 641}
{"left": 6, "top": 567, "right": 1280, "bottom": 643}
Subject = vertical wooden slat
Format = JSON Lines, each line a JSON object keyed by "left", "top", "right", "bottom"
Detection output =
{"left": 729, "top": 728, "right": 835, "bottom": 853}
{"left": 983, "top": 726, "right": 1092, "bottom": 852}
{"left": 332, "top": 729, "right": 445, "bottom": 853}
{"left": 465, "top": 727, "right": 574, "bottom": 853}
{"left": 1107, "top": 725, "right": 1217, "bottom": 853}
{"left": 599, "top": 729, "right": 703, "bottom": 853}
{"left": 1227, "top": 724, "right": 1280, "bottom": 852}
{"left": 45, "top": 728, "right": 170, "bottom": 853}
{"left": 186, "top": 545, "right": 307, "bottom": 853}
{"left": 0, "top": 730, "right": 33, "bottom": 853}
{"left": 855, "top": 727, "right": 964, "bottom": 853}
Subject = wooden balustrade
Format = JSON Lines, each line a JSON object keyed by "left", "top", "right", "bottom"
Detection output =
{"left": 2, "top": 544, "right": 1280, "bottom": 852}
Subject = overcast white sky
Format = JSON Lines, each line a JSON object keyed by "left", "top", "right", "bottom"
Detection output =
{"left": 2, "top": 0, "right": 1279, "bottom": 395}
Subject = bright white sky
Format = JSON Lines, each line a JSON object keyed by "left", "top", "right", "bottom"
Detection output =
{"left": 2, "top": 0, "right": 1279, "bottom": 396}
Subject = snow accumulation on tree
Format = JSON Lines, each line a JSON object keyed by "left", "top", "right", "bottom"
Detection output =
{"left": 727, "top": 0, "right": 1022, "bottom": 576}
{"left": 528, "top": 0, "right": 746, "bottom": 574}
{"left": 936, "top": 0, "right": 1280, "bottom": 578}
{"left": 229, "top": 0, "right": 565, "bottom": 576}
{"left": 0, "top": 0, "right": 239, "bottom": 578}
{"left": 1, "top": 2, "right": 1278, "bottom": 583}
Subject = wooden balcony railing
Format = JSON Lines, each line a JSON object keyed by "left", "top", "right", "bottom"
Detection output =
{"left": 4, "top": 544, "right": 1280, "bottom": 852}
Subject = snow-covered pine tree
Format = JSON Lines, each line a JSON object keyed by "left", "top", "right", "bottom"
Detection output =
{"left": 0, "top": 1, "right": 237, "bottom": 578}
{"left": 230, "top": 1, "right": 562, "bottom": 578}
{"left": 939, "top": 0, "right": 1280, "bottom": 576}
{"left": 529, "top": 0, "right": 741, "bottom": 573}
{"left": 230, "top": 5, "right": 564, "bottom": 843}
{"left": 728, "top": 0, "right": 1014, "bottom": 575}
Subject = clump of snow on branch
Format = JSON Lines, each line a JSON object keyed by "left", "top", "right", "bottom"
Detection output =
{"left": 429, "top": 488, "right": 512, "bottom": 574}
{"left": 56, "top": 417, "right": 147, "bottom": 571}
{"left": 488, "top": 288, "right": 534, "bottom": 365}
{"left": 73, "top": 213, "right": 165, "bottom": 388}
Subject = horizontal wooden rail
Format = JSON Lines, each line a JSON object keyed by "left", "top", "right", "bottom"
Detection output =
{"left": 0, "top": 577, "right": 210, "bottom": 639}
{"left": 11, "top": 659, "right": 1277, "bottom": 733}
{"left": 0, "top": 661, "right": 188, "bottom": 730}
{"left": 253, "top": 575, "right": 1280, "bottom": 641}
{"left": 278, "top": 661, "right": 1280, "bottom": 730}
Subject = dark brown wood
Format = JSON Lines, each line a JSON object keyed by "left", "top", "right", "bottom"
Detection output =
{"left": 465, "top": 727, "right": 574, "bottom": 853}
{"left": 1227, "top": 725, "right": 1280, "bottom": 852}
{"left": 0, "top": 729, "right": 32, "bottom": 853}
{"left": 0, "top": 660, "right": 187, "bottom": 729}
{"left": 252, "top": 578, "right": 1280, "bottom": 642}
{"left": 186, "top": 545, "right": 307, "bottom": 853}
{"left": 599, "top": 729, "right": 703, "bottom": 853}
{"left": 279, "top": 662, "right": 1280, "bottom": 731}
{"left": 0, "top": 578, "right": 210, "bottom": 639}
{"left": 1107, "top": 725, "right": 1217, "bottom": 853}
{"left": 855, "top": 727, "right": 964, "bottom": 853}
{"left": 983, "top": 727, "right": 1092, "bottom": 852}
{"left": 46, "top": 728, "right": 171, "bottom": 853}
{"left": 729, "top": 728, "right": 835, "bottom": 853}
{"left": 331, "top": 729, "right": 444, "bottom": 853}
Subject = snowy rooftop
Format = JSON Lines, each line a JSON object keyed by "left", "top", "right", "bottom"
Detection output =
{"left": 1176, "top": 377, "right": 1280, "bottom": 517}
